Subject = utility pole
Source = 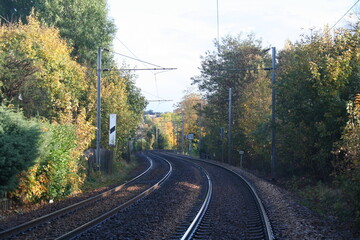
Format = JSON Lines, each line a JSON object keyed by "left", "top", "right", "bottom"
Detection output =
{"left": 220, "top": 127, "right": 225, "bottom": 162}
{"left": 199, "top": 102, "right": 203, "bottom": 158}
{"left": 228, "top": 87, "right": 232, "bottom": 164}
{"left": 271, "top": 47, "right": 277, "bottom": 180}
{"left": 96, "top": 47, "right": 102, "bottom": 171}
{"left": 181, "top": 111, "right": 185, "bottom": 154}
{"left": 155, "top": 126, "right": 158, "bottom": 149}
{"left": 216, "top": 0, "right": 220, "bottom": 52}
{"left": 95, "top": 48, "right": 176, "bottom": 170}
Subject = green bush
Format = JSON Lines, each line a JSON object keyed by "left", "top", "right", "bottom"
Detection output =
{"left": 0, "top": 106, "right": 41, "bottom": 194}
{"left": 0, "top": 107, "right": 85, "bottom": 202}
{"left": 337, "top": 168, "right": 360, "bottom": 232}
{"left": 14, "top": 122, "right": 84, "bottom": 202}
{"left": 295, "top": 170, "right": 360, "bottom": 234}
{"left": 40, "top": 123, "right": 78, "bottom": 199}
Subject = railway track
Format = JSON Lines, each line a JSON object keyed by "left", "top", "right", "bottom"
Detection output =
{"left": 75, "top": 152, "right": 210, "bottom": 239}
{"left": 0, "top": 153, "right": 172, "bottom": 239}
{"left": 157, "top": 151, "right": 274, "bottom": 240}
{"left": 1, "top": 151, "right": 274, "bottom": 239}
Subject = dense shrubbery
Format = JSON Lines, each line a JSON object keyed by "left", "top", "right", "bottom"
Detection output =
{"left": 13, "top": 123, "right": 86, "bottom": 202}
{"left": 0, "top": 107, "right": 87, "bottom": 202}
{"left": 0, "top": 11, "right": 145, "bottom": 203}
{"left": 0, "top": 106, "right": 41, "bottom": 194}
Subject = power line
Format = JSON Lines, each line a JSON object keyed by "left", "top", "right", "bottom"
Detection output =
{"left": 148, "top": 100, "right": 172, "bottom": 102}
{"left": 115, "top": 37, "right": 157, "bottom": 74}
{"left": 105, "top": 48, "right": 163, "bottom": 68}
{"left": 141, "top": 89, "right": 170, "bottom": 101}
{"left": 115, "top": 37, "right": 141, "bottom": 62}
{"left": 103, "top": 67, "right": 176, "bottom": 71}
{"left": 328, "top": 0, "right": 359, "bottom": 32}
{"left": 113, "top": 37, "right": 171, "bottom": 101}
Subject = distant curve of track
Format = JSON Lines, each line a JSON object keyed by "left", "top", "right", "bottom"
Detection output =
{"left": 158, "top": 151, "right": 274, "bottom": 240}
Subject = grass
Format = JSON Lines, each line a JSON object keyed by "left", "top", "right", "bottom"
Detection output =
{"left": 81, "top": 157, "right": 138, "bottom": 192}
{"left": 289, "top": 176, "right": 359, "bottom": 236}
{"left": 295, "top": 181, "right": 344, "bottom": 217}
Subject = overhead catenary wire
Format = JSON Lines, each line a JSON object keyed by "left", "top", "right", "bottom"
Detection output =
{"left": 103, "top": 67, "right": 176, "bottom": 72}
{"left": 141, "top": 89, "right": 172, "bottom": 101}
{"left": 114, "top": 38, "right": 159, "bottom": 102}
{"left": 115, "top": 37, "right": 156, "bottom": 75}
{"left": 108, "top": 50, "right": 163, "bottom": 68}
{"left": 112, "top": 38, "right": 174, "bottom": 105}
{"left": 328, "top": 0, "right": 359, "bottom": 33}
{"left": 115, "top": 37, "right": 142, "bottom": 64}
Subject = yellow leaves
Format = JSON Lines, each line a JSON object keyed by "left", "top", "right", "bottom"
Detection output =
{"left": 74, "top": 108, "right": 95, "bottom": 157}
{"left": 355, "top": 94, "right": 360, "bottom": 107}
{"left": 309, "top": 61, "right": 321, "bottom": 81}
{"left": 12, "top": 164, "right": 49, "bottom": 203}
{"left": 1, "top": 14, "right": 88, "bottom": 124}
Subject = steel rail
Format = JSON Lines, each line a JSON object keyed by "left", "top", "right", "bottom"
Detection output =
{"left": 148, "top": 152, "right": 213, "bottom": 240}
{"left": 0, "top": 154, "right": 153, "bottom": 239}
{"left": 159, "top": 151, "right": 275, "bottom": 240}
{"left": 180, "top": 164, "right": 212, "bottom": 240}
{"left": 56, "top": 154, "right": 172, "bottom": 240}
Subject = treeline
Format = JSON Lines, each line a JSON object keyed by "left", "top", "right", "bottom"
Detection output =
{"left": 139, "top": 91, "right": 204, "bottom": 153}
{"left": 192, "top": 28, "right": 359, "bottom": 178}
{"left": 0, "top": 1, "right": 146, "bottom": 202}
{"left": 186, "top": 26, "right": 359, "bottom": 229}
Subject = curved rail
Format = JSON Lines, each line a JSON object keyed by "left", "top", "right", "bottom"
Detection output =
{"left": 160, "top": 151, "right": 274, "bottom": 240}
{"left": 0, "top": 154, "right": 153, "bottom": 239}
{"left": 56, "top": 153, "right": 172, "bottom": 239}
{"left": 181, "top": 166, "right": 212, "bottom": 240}
{"left": 149, "top": 152, "right": 213, "bottom": 240}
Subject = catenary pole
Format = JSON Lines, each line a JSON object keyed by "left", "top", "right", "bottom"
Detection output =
{"left": 271, "top": 47, "right": 277, "bottom": 180}
{"left": 181, "top": 111, "right": 185, "bottom": 154}
{"left": 199, "top": 102, "right": 203, "bottom": 158}
{"left": 228, "top": 87, "right": 232, "bottom": 164}
{"left": 96, "top": 47, "right": 102, "bottom": 171}
{"left": 96, "top": 47, "right": 176, "bottom": 170}
{"left": 221, "top": 127, "right": 225, "bottom": 162}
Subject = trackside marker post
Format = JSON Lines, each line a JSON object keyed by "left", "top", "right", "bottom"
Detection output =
{"left": 109, "top": 114, "right": 116, "bottom": 146}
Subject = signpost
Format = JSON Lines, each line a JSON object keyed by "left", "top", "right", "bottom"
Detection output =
{"left": 220, "top": 127, "right": 225, "bottom": 162}
{"left": 95, "top": 47, "right": 176, "bottom": 170}
{"left": 238, "top": 150, "right": 244, "bottom": 168}
{"left": 187, "top": 134, "right": 194, "bottom": 153}
{"left": 109, "top": 114, "right": 116, "bottom": 146}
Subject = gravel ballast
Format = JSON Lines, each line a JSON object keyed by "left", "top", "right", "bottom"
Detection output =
{"left": 204, "top": 158, "right": 353, "bottom": 239}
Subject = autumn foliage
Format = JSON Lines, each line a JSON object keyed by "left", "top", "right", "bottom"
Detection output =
{"left": 0, "top": 13, "right": 145, "bottom": 202}
{"left": 190, "top": 26, "right": 360, "bottom": 230}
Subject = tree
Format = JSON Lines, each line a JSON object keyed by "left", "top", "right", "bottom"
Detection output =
{"left": 0, "top": 15, "right": 88, "bottom": 123}
{"left": 0, "top": 0, "right": 116, "bottom": 66}
{"left": 99, "top": 72, "right": 146, "bottom": 156}
{"left": 192, "top": 34, "right": 272, "bottom": 165}
{"left": 174, "top": 91, "right": 203, "bottom": 154}
{"left": 0, "top": 16, "right": 95, "bottom": 201}
{"left": 38, "top": 0, "right": 116, "bottom": 66}
{"left": 0, "top": 0, "right": 43, "bottom": 23}
{"left": 276, "top": 28, "right": 360, "bottom": 178}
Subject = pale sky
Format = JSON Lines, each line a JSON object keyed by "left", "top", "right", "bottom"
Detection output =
{"left": 107, "top": 0, "right": 358, "bottom": 113}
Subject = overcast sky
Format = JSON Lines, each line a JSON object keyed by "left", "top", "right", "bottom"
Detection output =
{"left": 107, "top": 0, "right": 358, "bottom": 113}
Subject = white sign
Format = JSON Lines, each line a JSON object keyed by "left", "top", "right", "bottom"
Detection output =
{"left": 187, "top": 134, "right": 194, "bottom": 140}
{"left": 109, "top": 114, "right": 116, "bottom": 146}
